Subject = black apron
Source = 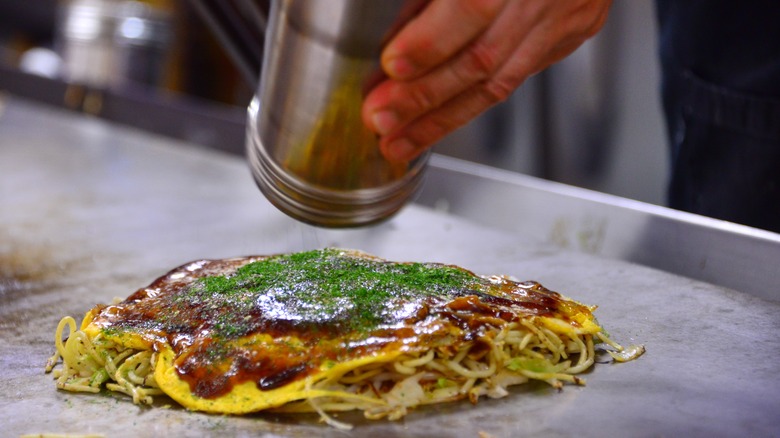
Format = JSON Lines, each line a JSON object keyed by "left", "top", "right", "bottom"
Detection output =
{"left": 656, "top": 0, "right": 780, "bottom": 233}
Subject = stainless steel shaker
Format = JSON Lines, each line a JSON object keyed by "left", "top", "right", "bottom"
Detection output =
{"left": 246, "top": 0, "right": 429, "bottom": 227}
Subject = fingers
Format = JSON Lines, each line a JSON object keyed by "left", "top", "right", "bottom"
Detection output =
{"left": 381, "top": 0, "right": 507, "bottom": 80}
{"left": 378, "top": 43, "right": 534, "bottom": 163}
{"left": 378, "top": 85, "right": 502, "bottom": 163}
{"left": 502, "top": 0, "right": 612, "bottom": 78}
{"left": 363, "top": 0, "right": 527, "bottom": 138}
{"left": 367, "top": 0, "right": 613, "bottom": 163}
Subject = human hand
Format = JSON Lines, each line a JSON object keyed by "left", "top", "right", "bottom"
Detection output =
{"left": 362, "top": 0, "right": 612, "bottom": 162}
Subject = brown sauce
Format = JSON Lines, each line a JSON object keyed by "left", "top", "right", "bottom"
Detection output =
{"left": 89, "top": 250, "right": 585, "bottom": 398}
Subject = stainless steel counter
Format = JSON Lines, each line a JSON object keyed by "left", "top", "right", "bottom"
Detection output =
{"left": 2, "top": 96, "right": 779, "bottom": 437}
{"left": 417, "top": 155, "right": 780, "bottom": 302}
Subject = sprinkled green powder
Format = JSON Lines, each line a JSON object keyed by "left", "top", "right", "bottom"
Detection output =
{"left": 179, "top": 249, "right": 481, "bottom": 336}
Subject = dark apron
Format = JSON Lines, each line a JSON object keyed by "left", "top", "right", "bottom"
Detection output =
{"left": 656, "top": 0, "right": 780, "bottom": 233}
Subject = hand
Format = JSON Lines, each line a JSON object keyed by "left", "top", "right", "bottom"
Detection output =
{"left": 362, "top": 0, "right": 612, "bottom": 162}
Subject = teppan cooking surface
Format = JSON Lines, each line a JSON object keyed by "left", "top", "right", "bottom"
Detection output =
{"left": 2, "top": 97, "right": 779, "bottom": 437}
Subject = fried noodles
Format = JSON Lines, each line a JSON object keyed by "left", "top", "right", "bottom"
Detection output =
{"left": 45, "top": 249, "right": 645, "bottom": 429}
{"left": 46, "top": 314, "right": 641, "bottom": 429}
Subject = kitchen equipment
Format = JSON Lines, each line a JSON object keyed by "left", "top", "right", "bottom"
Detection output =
{"left": 246, "top": 0, "right": 430, "bottom": 227}
{"left": 58, "top": 0, "right": 171, "bottom": 88}
{"left": 2, "top": 97, "right": 780, "bottom": 436}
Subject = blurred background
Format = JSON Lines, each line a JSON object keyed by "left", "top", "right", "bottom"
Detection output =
{"left": 0, "top": 0, "right": 668, "bottom": 206}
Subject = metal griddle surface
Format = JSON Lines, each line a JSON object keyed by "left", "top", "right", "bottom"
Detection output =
{"left": 2, "top": 98, "right": 779, "bottom": 437}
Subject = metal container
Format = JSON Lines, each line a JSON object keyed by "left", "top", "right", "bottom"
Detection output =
{"left": 58, "top": 0, "right": 171, "bottom": 89}
{"left": 246, "top": 0, "right": 429, "bottom": 228}
{"left": 58, "top": 0, "right": 119, "bottom": 87}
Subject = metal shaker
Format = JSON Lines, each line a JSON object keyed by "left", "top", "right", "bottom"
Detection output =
{"left": 246, "top": 0, "right": 429, "bottom": 227}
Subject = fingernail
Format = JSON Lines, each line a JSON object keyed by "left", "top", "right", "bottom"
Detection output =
{"left": 371, "top": 110, "right": 400, "bottom": 136}
{"left": 385, "top": 57, "right": 416, "bottom": 79}
{"left": 384, "top": 138, "right": 417, "bottom": 163}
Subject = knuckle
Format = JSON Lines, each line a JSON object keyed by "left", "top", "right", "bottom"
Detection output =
{"left": 590, "top": 12, "right": 610, "bottom": 36}
{"left": 582, "top": 3, "right": 611, "bottom": 37}
{"left": 426, "top": 117, "right": 452, "bottom": 140}
{"left": 406, "top": 83, "right": 438, "bottom": 113}
{"left": 458, "top": 0, "right": 503, "bottom": 23}
{"left": 480, "top": 75, "right": 520, "bottom": 104}
{"left": 411, "top": 116, "right": 452, "bottom": 147}
{"left": 461, "top": 40, "right": 501, "bottom": 80}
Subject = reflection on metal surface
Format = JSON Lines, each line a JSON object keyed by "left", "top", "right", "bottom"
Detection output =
{"left": 247, "top": 96, "right": 429, "bottom": 228}
{"left": 549, "top": 217, "right": 608, "bottom": 255}
{"left": 246, "top": 0, "right": 430, "bottom": 227}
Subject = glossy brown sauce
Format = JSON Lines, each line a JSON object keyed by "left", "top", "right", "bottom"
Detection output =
{"left": 89, "top": 253, "right": 586, "bottom": 399}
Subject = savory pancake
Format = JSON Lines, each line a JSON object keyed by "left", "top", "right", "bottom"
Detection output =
{"left": 46, "top": 248, "right": 643, "bottom": 428}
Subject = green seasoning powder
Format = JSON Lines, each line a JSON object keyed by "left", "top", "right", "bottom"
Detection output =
{"left": 182, "top": 249, "right": 479, "bottom": 336}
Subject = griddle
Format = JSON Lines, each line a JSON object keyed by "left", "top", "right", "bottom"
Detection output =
{"left": 2, "top": 97, "right": 779, "bottom": 437}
